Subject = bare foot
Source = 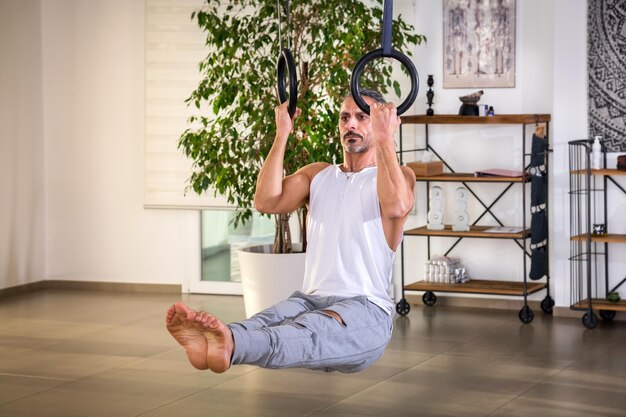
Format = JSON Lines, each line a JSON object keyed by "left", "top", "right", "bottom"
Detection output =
{"left": 165, "top": 302, "right": 234, "bottom": 373}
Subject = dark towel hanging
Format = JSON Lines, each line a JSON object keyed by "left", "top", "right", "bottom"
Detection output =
{"left": 529, "top": 246, "right": 548, "bottom": 280}
{"left": 529, "top": 125, "right": 548, "bottom": 281}
{"left": 531, "top": 210, "right": 547, "bottom": 245}
{"left": 531, "top": 173, "right": 548, "bottom": 209}
{"left": 530, "top": 133, "right": 547, "bottom": 168}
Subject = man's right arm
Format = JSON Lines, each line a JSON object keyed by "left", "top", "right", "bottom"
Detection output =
{"left": 253, "top": 102, "right": 326, "bottom": 214}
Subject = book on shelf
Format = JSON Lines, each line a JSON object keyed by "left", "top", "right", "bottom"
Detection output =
{"left": 474, "top": 168, "right": 525, "bottom": 178}
{"left": 483, "top": 226, "right": 524, "bottom": 234}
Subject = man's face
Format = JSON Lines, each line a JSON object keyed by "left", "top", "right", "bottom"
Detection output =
{"left": 338, "top": 96, "right": 376, "bottom": 154}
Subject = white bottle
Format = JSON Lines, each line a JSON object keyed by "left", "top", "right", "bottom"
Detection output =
{"left": 592, "top": 136, "right": 603, "bottom": 169}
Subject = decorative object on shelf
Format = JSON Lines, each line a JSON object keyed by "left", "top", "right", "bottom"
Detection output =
{"left": 408, "top": 161, "right": 444, "bottom": 176}
{"left": 607, "top": 291, "right": 621, "bottom": 303}
{"left": 618, "top": 154, "right": 626, "bottom": 170}
{"left": 424, "top": 256, "right": 468, "bottom": 283}
{"left": 443, "top": 0, "right": 516, "bottom": 88}
{"left": 426, "top": 74, "right": 435, "bottom": 115}
{"left": 487, "top": 106, "right": 495, "bottom": 116}
{"left": 592, "top": 223, "right": 606, "bottom": 236}
{"left": 458, "top": 90, "right": 483, "bottom": 116}
{"left": 592, "top": 136, "right": 603, "bottom": 169}
{"left": 408, "top": 151, "right": 444, "bottom": 176}
{"left": 427, "top": 186, "right": 445, "bottom": 230}
{"left": 452, "top": 187, "right": 470, "bottom": 231}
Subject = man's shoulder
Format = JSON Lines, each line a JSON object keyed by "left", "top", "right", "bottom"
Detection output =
{"left": 301, "top": 162, "right": 332, "bottom": 179}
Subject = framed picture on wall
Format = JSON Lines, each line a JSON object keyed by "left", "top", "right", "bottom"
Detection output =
{"left": 443, "top": 0, "right": 516, "bottom": 88}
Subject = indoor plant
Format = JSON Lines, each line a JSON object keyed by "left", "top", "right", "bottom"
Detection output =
{"left": 178, "top": 0, "right": 424, "bottom": 254}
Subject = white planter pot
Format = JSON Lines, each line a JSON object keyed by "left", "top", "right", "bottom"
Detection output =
{"left": 238, "top": 244, "right": 306, "bottom": 318}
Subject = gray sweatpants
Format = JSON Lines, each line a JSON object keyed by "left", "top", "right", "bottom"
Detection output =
{"left": 228, "top": 291, "right": 393, "bottom": 373}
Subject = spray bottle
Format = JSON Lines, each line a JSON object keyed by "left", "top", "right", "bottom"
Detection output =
{"left": 592, "top": 136, "right": 603, "bottom": 169}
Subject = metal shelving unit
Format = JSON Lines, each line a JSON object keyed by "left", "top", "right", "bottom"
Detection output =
{"left": 396, "top": 114, "right": 553, "bottom": 323}
{"left": 568, "top": 140, "right": 626, "bottom": 329}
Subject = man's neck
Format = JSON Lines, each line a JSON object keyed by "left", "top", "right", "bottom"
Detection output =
{"left": 341, "top": 155, "right": 377, "bottom": 173}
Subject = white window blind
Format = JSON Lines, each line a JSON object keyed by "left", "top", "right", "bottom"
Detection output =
{"left": 144, "top": 0, "right": 232, "bottom": 209}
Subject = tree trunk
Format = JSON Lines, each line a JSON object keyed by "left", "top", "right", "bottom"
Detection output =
{"left": 273, "top": 208, "right": 308, "bottom": 254}
{"left": 299, "top": 206, "right": 308, "bottom": 252}
{"left": 273, "top": 213, "right": 293, "bottom": 253}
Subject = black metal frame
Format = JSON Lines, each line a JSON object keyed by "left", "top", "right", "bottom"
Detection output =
{"left": 397, "top": 120, "right": 553, "bottom": 322}
{"left": 568, "top": 139, "right": 625, "bottom": 328}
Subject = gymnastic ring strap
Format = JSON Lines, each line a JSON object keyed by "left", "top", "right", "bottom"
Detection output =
{"left": 381, "top": 0, "right": 393, "bottom": 55}
{"left": 277, "top": 48, "right": 298, "bottom": 118}
{"left": 350, "top": 48, "right": 419, "bottom": 116}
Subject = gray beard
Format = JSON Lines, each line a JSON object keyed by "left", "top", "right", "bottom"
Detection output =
{"left": 344, "top": 142, "right": 369, "bottom": 154}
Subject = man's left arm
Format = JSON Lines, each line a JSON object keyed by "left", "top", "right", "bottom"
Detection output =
{"left": 371, "top": 103, "right": 416, "bottom": 250}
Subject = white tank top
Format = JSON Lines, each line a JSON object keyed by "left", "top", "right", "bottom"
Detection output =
{"left": 301, "top": 164, "right": 396, "bottom": 314}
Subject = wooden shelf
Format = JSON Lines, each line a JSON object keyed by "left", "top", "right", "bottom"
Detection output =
{"left": 401, "top": 114, "right": 551, "bottom": 125}
{"left": 571, "top": 168, "right": 626, "bottom": 176}
{"left": 404, "top": 279, "right": 547, "bottom": 296}
{"left": 413, "top": 172, "right": 527, "bottom": 182}
{"left": 571, "top": 298, "right": 626, "bottom": 312}
{"left": 570, "top": 233, "right": 626, "bottom": 244}
{"left": 405, "top": 225, "right": 530, "bottom": 239}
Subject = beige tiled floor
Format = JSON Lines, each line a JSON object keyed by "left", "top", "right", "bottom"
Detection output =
{"left": 0, "top": 289, "right": 624, "bottom": 417}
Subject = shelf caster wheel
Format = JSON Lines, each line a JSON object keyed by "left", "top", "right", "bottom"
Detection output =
{"left": 422, "top": 291, "right": 437, "bottom": 307}
{"left": 396, "top": 299, "right": 411, "bottom": 316}
{"left": 518, "top": 305, "right": 534, "bottom": 324}
{"left": 540, "top": 296, "right": 554, "bottom": 314}
{"left": 599, "top": 310, "right": 616, "bottom": 322}
{"left": 582, "top": 312, "right": 599, "bottom": 329}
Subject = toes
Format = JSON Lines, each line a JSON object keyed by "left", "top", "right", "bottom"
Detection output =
{"left": 206, "top": 316, "right": 220, "bottom": 329}
{"left": 174, "top": 302, "right": 192, "bottom": 318}
{"left": 196, "top": 313, "right": 218, "bottom": 329}
{"left": 195, "top": 312, "right": 210, "bottom": 323}
{"left": 165, "top": 305, "right": 179, "bottom": 324}
{"left": 167, "top": 304, "right": 222, "bottom": 331}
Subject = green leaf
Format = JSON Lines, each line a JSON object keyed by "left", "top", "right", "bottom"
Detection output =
{"left": 180, "top": 0, "right": 423, "bottom": 250}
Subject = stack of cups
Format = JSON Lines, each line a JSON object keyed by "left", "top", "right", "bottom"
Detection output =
{"left": 424, "top": 256, "right": 468, "bottom": 283}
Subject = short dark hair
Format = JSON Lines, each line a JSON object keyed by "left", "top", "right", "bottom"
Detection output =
{"left": 343, "top": 89, "right": 386, "bottom": 104}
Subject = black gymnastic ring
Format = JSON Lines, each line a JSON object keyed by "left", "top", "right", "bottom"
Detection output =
{"left": 276, "top": 48, "right": 298, "bottom": 118}
{"left": 350, "top": 48, "right": 419, "bottom": 116}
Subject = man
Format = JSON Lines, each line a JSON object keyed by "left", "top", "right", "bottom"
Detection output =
{"left": 166, "top": 90, "right": 415, "bottom": 373}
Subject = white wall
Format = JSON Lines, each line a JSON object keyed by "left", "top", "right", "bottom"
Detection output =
{"left": 551, "top": 0, "right": 626, "bottom": 306}
{"left": 551, "top": 0, "right": 589, "bottom": 308}
{"left": 395, "top": 0, "right": 584, "bottom": 308}
{"left": 1, "top": 0, "right": 608, "bottom": 308}
{"left": 0, "top": 0, "right": 46, "bottom": 289}
{"left": 41, "top": 0, "right": 199, "bottom": 289}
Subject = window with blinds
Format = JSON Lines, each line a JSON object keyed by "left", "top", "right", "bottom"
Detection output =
{"left": 144, "top": 0, "right": 231, "bottom": 209}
